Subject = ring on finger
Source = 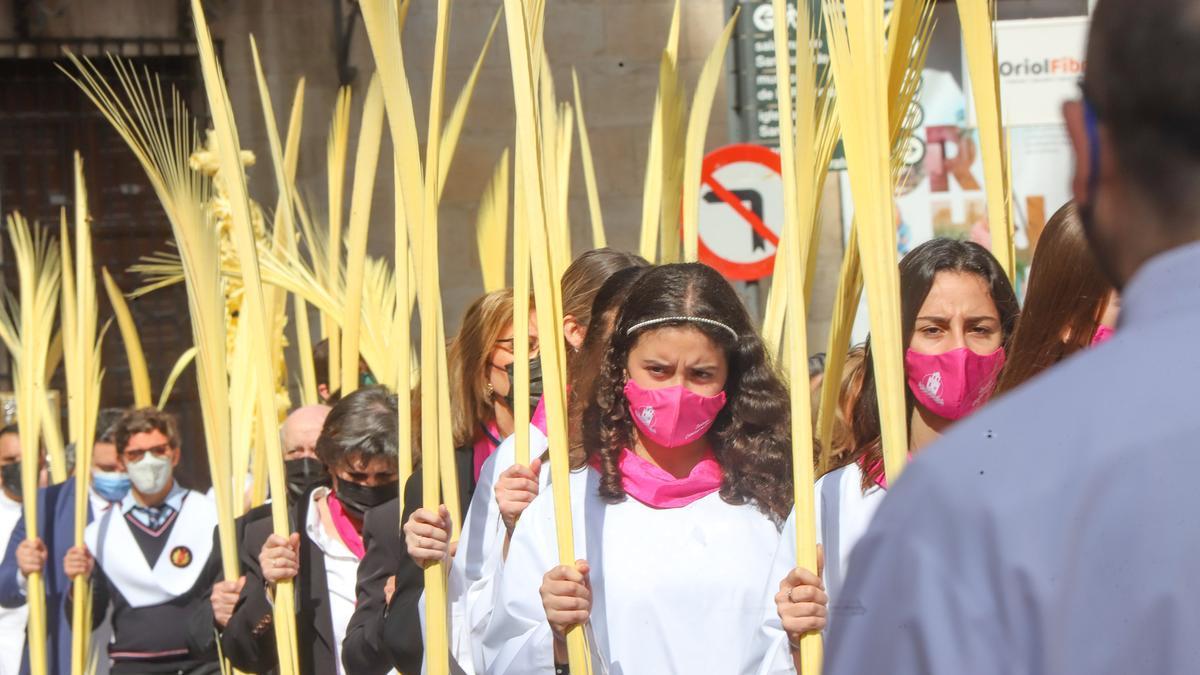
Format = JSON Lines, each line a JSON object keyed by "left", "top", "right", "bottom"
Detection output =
{"left": 787, "top": 586, "right": 796, "bottom": 604}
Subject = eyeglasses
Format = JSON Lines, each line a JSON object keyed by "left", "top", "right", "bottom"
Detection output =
{"left": 123, "top": 443, "right": 172, "bottom": 463}
{"left": 495, "top": 337, "right": 541, "bottom": 355}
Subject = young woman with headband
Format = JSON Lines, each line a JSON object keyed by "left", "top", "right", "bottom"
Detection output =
{"left": 752, "top": 238, "right": 1020, "bottom": 674}
{"left": 483, "top": 262, "right": 794, "bottom": 674}
{"left": 371, "top": 249, "right": 648, "bottom": 674}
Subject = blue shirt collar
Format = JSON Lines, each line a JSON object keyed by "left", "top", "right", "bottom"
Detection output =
{"left": 120, "top": 481, "right": 186, "bottom": 515}
{"left": 1118, "top": 239, "right": 1200, "bottom": 329}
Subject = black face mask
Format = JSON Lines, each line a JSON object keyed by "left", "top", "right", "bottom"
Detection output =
{"left": 0, "top": 463, "right": 21, "bottom": 500}
{"left": 503, "top": 357, "right": 544, "bottom": 411}
{"left": 285, "top": 458, "right": 330, "bottom": 501}
{"left": 334, "top": 478, "right": 398, "bottom": 519}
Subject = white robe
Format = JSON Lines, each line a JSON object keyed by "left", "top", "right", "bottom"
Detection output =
{"left": 438, "top": 425, "right": 550, "bottom": 673}
{"left": 483, "top": 466, "right": 782, "bottom": 675}
{"left": 750, "top": 463, "right": 885, "bottom": 674}
{"left": 0, "top": 492, "right": 26, "bottom": 675}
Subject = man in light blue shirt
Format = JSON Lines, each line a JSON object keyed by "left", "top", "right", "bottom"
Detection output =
{"left": 825, "top": 0, "right": 1200, "bottom": 673}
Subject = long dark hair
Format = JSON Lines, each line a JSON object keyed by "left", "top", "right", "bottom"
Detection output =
{"left": 582, "top": 263, "right": 793, "bottom": 522}
{"left": 850, "top": 238, "right": 1019, "bottom": 491}
{"left": 995, "top": 202, "right": 1113, "bottom": 394}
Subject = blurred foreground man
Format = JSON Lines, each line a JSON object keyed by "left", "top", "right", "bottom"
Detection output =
{"left": 826, "top": 1, "right": 1200, "bottom": 673}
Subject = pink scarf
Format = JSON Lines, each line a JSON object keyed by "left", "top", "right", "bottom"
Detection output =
{"left": 472, "top": 421, "right": 503, "bottom": 483}
{"left": 327, "top": 493, "right": 365, "bottom": 560}
{"left": 860, "top": 453, "right": 913, "bottom": 491}
{"left": 531, "top": 395, "right": 548, "bottom": 435}
{"left": 611, "top": 448, "right": 723, "bottom": 509}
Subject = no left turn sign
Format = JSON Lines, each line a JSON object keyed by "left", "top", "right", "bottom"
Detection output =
{"left": 697, "top": 143, "right": 784, "bottom": 281}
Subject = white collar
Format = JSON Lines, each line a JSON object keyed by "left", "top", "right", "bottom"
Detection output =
{"left": 120, "top": 481, "right": 187, "bottom": 515}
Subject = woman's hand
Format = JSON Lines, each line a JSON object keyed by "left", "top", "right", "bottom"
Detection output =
{"left": 259, "top": 533, "right": 300, "bottom": 585}
{"left": 496, "top": 458, "right": 542, "bottom": 534}
{"left": 541, "top": 559, "right": 592, "bottom": 638}
{"left": 63, "top": 545, "right": 94, "bottom": 580}
{"left": 403, "top": 505, "right": 453, "bottom": 568}
{"left": 775, "top": 544, "right": 828, "bottom": 639}
{"left": 16, "top": 538, "right": 46, "bottom": 578}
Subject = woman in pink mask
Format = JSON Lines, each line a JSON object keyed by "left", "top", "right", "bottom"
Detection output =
{"left": 482, "top": 263, "right": 794, "bottom": 674}
{"left": 750, "top": 238, "right": 1019, "bottom": 674}
{"left": 996, "top": 201, "right": 1119, "bottom": 395}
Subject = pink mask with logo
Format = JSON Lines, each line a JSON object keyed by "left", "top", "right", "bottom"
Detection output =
{"left": 904, "top": 347, "right": 1006, "bottom": 421}
{"left": 1091, "top": 325, "right": 1115, "bottom": 346}
{"left": 623, "top": 380, "right": 727, "bottom": 448}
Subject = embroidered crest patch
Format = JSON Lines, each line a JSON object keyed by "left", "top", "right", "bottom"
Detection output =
{"left": 170, "top": 545, "right": 193, "bottom": 568}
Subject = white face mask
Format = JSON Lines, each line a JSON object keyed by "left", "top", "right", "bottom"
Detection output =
{"left": 126, "top": 452, "right": 173, "bottom": 495}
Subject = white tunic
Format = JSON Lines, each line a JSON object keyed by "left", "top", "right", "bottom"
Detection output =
{"left": 446, "top": 425, "right": 550, "bottom": 673}
{"left": 0, "top": 492, "right": 26, "bottom": 675}
{"left": 483, "top": 466, "right": 782, "bottom": 675}
{"left": 750, "top": 463, "right": 886, "bottom": 674}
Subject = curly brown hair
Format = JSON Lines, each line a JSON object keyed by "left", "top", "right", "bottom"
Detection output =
{"left": 581, "top": 263, "right": 794, "bottom": 523}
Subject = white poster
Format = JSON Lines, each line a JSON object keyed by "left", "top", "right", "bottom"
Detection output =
{"left": 967, "top": 17, "right": 1090, "bottom": 127}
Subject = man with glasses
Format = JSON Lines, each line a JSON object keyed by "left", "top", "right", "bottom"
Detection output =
{"left": 65, "top": 407, "right": 221, "bottom": 674}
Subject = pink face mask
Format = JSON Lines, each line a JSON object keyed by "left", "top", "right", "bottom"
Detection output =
{"left": 623, "top": 380, "right": 727, "bottom": 448}
{"left": 1091, "top": 324, "right": 1115, "bottom": 346}
{"left": 904, "top": 347, "right": 1006, "bottom": 421}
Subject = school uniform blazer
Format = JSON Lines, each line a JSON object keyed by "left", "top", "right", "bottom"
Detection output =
{"left": 0, "top": 477, "right": 90, "bottom": 675}
{"left": 382, "top": 446, "right": 475, "bottom": 674}
{"left": 221, "top": 491, "right": 336, "bottom": 675}
{"left": 339, "top": 496, "right": 404, "bottom": 675}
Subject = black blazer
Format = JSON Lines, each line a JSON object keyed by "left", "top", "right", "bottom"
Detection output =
{"left": 221, "top": 493, "right": 336, "bottom": 675}
{"left": 187, "top": 501, "right": 277, "bottom": 651}
{"left": 381, "top": 446, "right": 476, "bottom": 674}
{"left": 339, "top": 496, "right": 403, "bottom": 675}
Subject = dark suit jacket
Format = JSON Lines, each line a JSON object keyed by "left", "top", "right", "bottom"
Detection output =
{"left": 339, "top": 496, "right": 403, "bottom": 675}
{"left": 382, "top": 446, "right": 475, "bottom": 674}
{"left": 185, "top": 502, "right": 276, "bottom": 658}
{"left": 221, "top": 494, "right": 336, "bottom": 675}
{"left": 0, "top": 477, "right": 93, "bottom": 675}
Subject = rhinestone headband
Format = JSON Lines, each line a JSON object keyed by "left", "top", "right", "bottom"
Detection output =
{"left": 625, "top": 316, "right": 739, "bottom": 341}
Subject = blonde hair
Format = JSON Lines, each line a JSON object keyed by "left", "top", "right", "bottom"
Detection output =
{"left": 448, "top": 289, "right": 516, "bottom": 447}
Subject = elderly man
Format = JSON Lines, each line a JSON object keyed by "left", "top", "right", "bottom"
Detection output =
{"left": 203, "top": 404, "right": 331, "bottom": 631}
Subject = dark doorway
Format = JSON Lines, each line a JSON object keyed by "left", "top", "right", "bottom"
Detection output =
{"left": 0, "top": 42, "right": 212, "bottom": 489}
